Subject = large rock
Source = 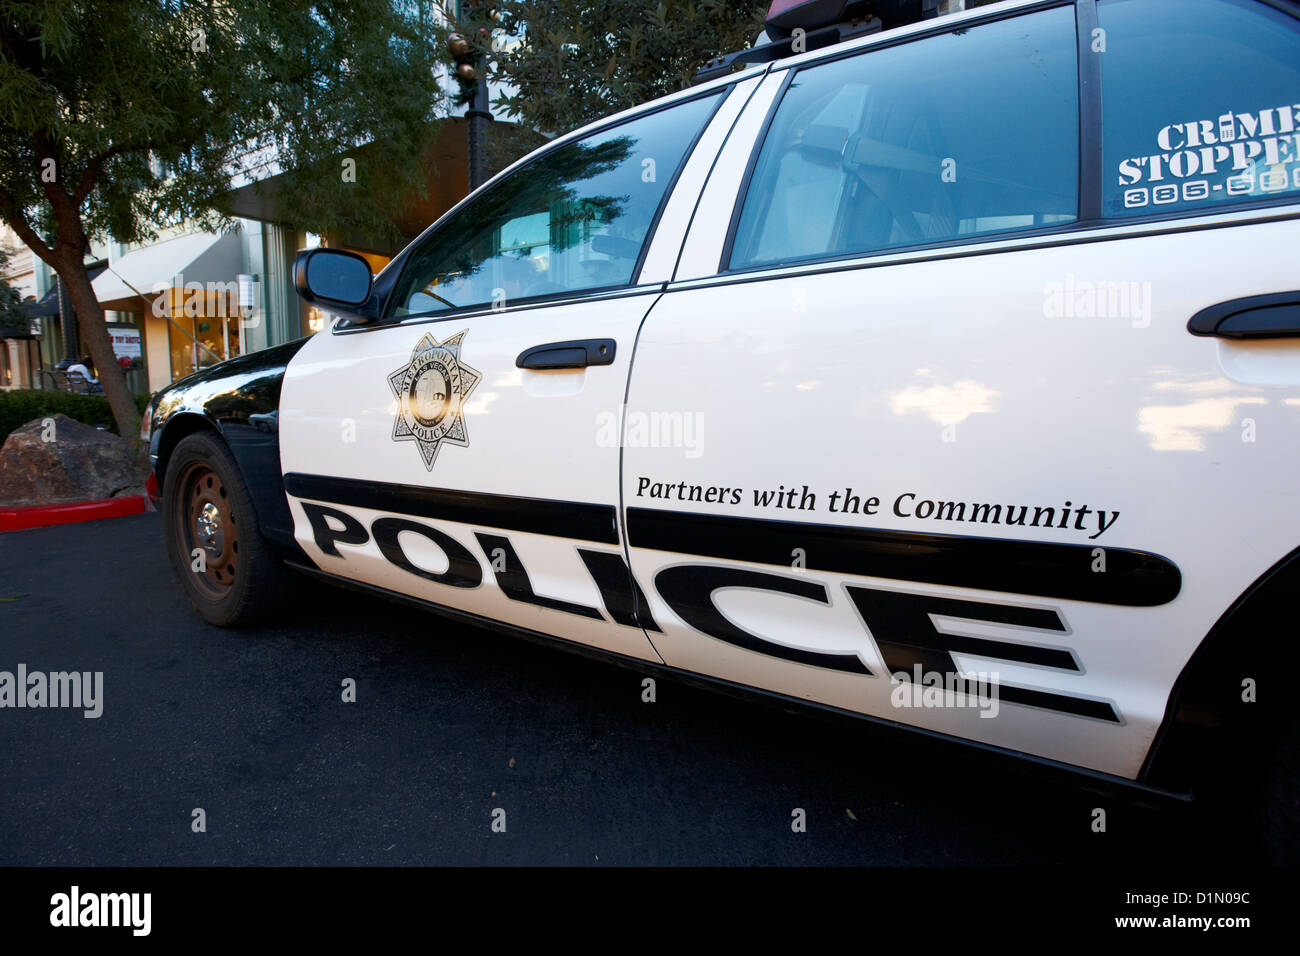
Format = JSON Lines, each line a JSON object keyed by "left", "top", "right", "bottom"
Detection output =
{"left": 0, "top": 413, "right": 146, "bottom": 507}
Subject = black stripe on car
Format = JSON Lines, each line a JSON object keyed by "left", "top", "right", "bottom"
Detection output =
{"left": 626, "top": 507, "right": 1181, "bottom": 608}
{"left": 283, "top": 472, "right": 620, "bottom": 544}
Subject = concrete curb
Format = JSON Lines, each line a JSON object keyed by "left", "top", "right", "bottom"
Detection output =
{"left": 0, "top": 493, "right": 152, "bottom": 532}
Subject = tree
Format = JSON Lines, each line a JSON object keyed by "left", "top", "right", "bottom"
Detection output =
{"left": 485, "top": 0, "right": 769, "bottom": 137}
{"left": 0, "top": 0, "right": 448, "bottom": 439}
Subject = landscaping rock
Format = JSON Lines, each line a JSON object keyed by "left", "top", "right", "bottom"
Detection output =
{"left": 0, "top": 413, "right": 146, "bottom": 507}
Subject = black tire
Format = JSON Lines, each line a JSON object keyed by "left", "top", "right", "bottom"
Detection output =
{"left": 161, "top": 430, "right": 288, "bottom": 627}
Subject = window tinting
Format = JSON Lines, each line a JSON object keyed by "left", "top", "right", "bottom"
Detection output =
{"left": 1099, "top": 0, "right": 1300, "bottom": 218}
{"left": 389, "top": 92, "right": 721, "bottom": 316}
{"left": 729, "top": 6, "right": 1079, "bottom": 270}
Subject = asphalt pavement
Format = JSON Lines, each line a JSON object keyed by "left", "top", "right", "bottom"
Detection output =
{"left": 0, "top": 512, "right": 1262, "bottom": 865}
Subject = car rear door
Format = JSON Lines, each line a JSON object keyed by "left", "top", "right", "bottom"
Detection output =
{"left": 621, "top": 0, "right": 1300, "bottom": 779}
{"left": 277, "top": 80, "right": 754, "bottom": 662}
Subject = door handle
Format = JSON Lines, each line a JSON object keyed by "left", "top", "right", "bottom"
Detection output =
{"left": 516, "top": 339, "right": 617, "bottom": 370}
{"left": 1189, "top": 292, "right": 1300, "bottom": 339}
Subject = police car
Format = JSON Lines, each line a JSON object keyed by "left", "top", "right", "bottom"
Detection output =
{"left": 146, "top": 0, "right": 1300, "bottom": 853}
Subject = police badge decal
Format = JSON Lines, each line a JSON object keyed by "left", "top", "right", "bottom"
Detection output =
{"left": 388, "top": 330, "right": 481, "bottom": 470}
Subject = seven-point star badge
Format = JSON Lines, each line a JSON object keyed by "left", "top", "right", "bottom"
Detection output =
{"left": 388, "top": 330, "right": 481, "bottom": 471}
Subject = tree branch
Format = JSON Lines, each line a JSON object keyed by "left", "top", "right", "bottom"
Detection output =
{"left": 0, "top": 186, "right": 55, "bottom": 265}
{"left": 72, "top": 145, "right": 128, "bottom": 206}
{"left": 34, "top": 127, "right": 75, "bottom": 213}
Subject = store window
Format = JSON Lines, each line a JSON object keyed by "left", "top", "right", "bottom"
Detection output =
{"left": 161, "top": 286, "right": 241, "bottom": 380}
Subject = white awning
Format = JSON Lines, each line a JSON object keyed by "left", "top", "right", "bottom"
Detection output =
{"left": 92, "top": 229, "right": 243, "bottom": 310}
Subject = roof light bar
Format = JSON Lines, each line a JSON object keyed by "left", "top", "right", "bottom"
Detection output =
{"left": 696, "top": 0, "right": 979, "bottom": 84}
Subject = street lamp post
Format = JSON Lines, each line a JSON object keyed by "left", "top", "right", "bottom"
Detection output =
{"left": 448, "top": 7, "right": 496, "bottom": 194}
{"left": 57, "top": 277, "right": 76, "bottom": 368}
{"left": 466, "top": 66, "right": 492, "bottom": 193}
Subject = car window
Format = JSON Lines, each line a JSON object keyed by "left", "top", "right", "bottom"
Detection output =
{"left": 729, "top": 5, "right": 1079, "bottom": 270}
{"left": 1099, "top": 0, "right": 1300, "bottom": 217}
{"left": 389, "top": 92, "right": 723, "bottom": 317}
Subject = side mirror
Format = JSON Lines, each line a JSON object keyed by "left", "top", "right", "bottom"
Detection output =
{"left": 293, "top": 248, "right": 374, "bottom": 314}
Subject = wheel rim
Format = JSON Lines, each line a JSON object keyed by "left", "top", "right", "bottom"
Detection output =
{"left": 174, "top": 461, "right": 239, "bottom": 600}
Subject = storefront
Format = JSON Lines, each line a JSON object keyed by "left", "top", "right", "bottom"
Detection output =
{"left": 88, "top": 224, "right": 397, "bottom": 394}
{"left": 5, "top": 113, "right": 494, "bottom": 396}
{"left": 91, "top": 228, "right": 255, "bottom": 393}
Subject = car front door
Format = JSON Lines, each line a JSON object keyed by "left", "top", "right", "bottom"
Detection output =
{"left": 277, "top": 84, "right": 740, "bottom": 661}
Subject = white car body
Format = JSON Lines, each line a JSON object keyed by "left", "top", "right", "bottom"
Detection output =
{"left": 155, "top": 0, "right": 1300, "bottom": 798}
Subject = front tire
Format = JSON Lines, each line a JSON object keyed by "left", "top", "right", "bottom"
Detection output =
{"left": 162, "top": 431, "right": 286, "bottom": 626}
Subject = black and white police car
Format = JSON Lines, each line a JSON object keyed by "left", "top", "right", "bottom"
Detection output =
{"left": 146, "top": 0, "right": 1300, "bottom": 853}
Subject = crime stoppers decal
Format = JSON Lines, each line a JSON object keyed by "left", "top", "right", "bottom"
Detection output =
{"left": 1116, "top": 101, "right": 1300, "bottom": 211}
{"left": 388, "top": 330, "right": 481, "bottom": 471}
